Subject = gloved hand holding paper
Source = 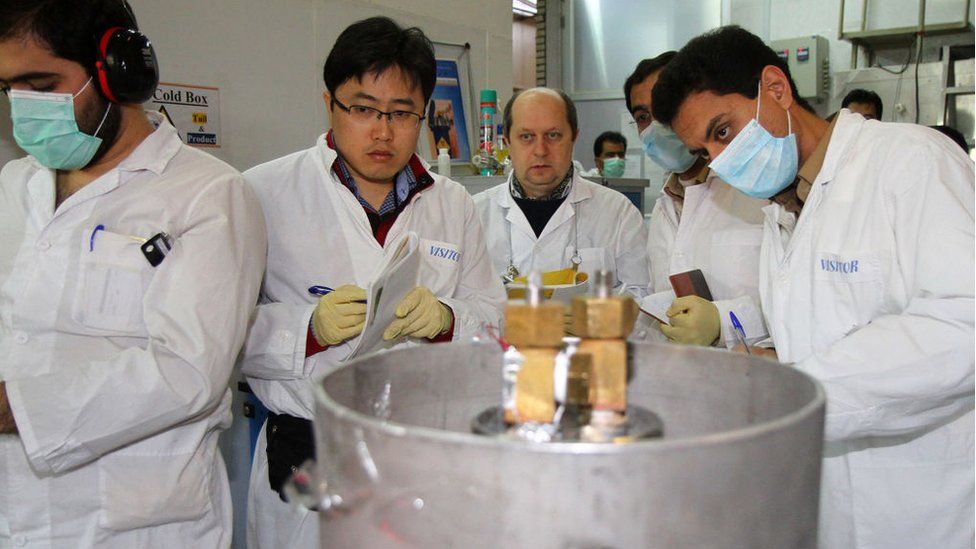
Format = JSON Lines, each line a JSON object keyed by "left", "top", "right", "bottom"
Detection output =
{"left": 383, "top": 286, "right": 453, "bottom": 340}
{"left": 311, "top": 284, "right": 367, "bottom": 346}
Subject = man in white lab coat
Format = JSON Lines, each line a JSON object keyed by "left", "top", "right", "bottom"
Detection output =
{"left": 654, "top": 25, "right": 974, "bottom": 549}
{"left": 240, "top": 17, "right": 505, "bottom": 549}
{"left": 625, "top": 52, "right": 769, "bottom": 348}
{"left": 0, "top": 1, "right": 266, "bottom": 547}
{"left": 474, "top": 87, "right": 650, "bottom": 302}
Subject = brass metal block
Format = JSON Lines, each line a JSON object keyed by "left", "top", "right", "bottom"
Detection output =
{"left": 514, "top": 348, "right": 557, "bottom": 423}
{"left": 570, "top": 296, "right": 638, "bottom": 339}
{"left": 565, "top": 352, "right": 592, "bottom": 406}
{"left": 505, "top": 302, "right": 565, "bottom": 348}
{"left": 579, "top": 339, "right": 627, "bottom": 412}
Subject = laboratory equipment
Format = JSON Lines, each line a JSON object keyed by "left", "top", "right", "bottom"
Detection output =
{"left": 305, "top": 334, "right": 825, "bottom": 548}
{"left": 769, "top": 35, "right": 830, "bottom": 102}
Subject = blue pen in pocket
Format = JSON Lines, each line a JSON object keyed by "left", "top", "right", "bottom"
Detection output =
{"left": 729, "top": 311, "right": 751, "bottom": 355}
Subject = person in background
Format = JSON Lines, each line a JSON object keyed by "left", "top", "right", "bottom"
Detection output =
{"left": 654, "top": 25, "right": 974, "bottom": 549}
{"left": 841, "top": 88, "right": 883, "bottom": 120}
{"left": 474, "top": 87, "right": 650, "bottom": 313}
{"left": 239, "top": 16, "right": 505, "bottom": 549}
{"left": 625, "top": 52, "right": 768, "bottom": 348}
{"left": 930, "top": 124, "right": 970, "bottom": 152}
{"left": 0, "top": 1, "right": 267, "bottom": 547}
{"left": 581, "top": 130, "right": 627, "bottom": 178}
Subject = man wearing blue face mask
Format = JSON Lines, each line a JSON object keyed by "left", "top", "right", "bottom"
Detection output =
{"left": 624, "top": 52, "right": 769, "bottom": 349}
{"left": 654, "top": 26, "right": 974, "bottom": 549}
{"left": 0, "top": 1, "right": 267, "bottom": 547}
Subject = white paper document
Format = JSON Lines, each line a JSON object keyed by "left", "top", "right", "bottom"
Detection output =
{"left": 346, "top": 232, "right": 422, "bottom": 359}
{"left": 639, "top": 289, "right": 676, "bottom": 325}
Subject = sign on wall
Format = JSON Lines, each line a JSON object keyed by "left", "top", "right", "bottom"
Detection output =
{"left": 423, "top": 60, "right": 471, "bottom": 163}
{"left": 147, "top": 82, "right": 221, "bottom": 148}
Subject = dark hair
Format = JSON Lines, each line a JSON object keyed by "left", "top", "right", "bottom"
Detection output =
{"left": 652, "top": 25, "right": 814, "bottom": 126}
{"left": 593, "top": 131, "right": 627, "bottom": 157}
{"left": 503, "top": 87, "right": 579, "bottom": 138}
{"left": 842, "top": 88, "right": 883, "bottom": 119}
{"left": 323, "top": 17, "right": 436, "bottom": 104}
{"left": 929, "top": 125, "right": 969, "bottom": 152}
{"left": 0, "top": 0, "right": 137, "bottom": 76}
{"left": 623, "top": 51, "right": 676, "bottom": 112}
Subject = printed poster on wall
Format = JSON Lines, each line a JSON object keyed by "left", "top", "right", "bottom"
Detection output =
{"left": 424, "top": 60, "right": 470, "bottom": 162}
{"left": 147, "top": 82, "right": 220, "bottom": 148}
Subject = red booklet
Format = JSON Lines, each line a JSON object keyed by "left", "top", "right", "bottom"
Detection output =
{"left": 668, "top": 269, "right": 713, "bottom": 301}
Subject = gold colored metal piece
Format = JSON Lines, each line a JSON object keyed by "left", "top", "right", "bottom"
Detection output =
{"left": 565, "top": 353, "right": 592, "bottom": 406}
{"left": 504, "top": 302, "right": 565, "bottom": 348}
{"left": 569, "top": 295, "right": 639, "bottom": 339}
{"left": 513, "top": 348, "right": 558, "bottom": 423}
{"left": 579, "top": 339, "right": 627, "bottom": 412}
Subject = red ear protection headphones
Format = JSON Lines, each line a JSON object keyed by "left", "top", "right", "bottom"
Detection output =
{"left": 93, "top": 9, "right": 159, "bottom": 104}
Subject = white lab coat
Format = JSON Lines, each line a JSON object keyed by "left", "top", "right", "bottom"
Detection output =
{"left": 240, "top": 134, "right": 505, "bottom": 549}
{"left": 644, "top": 171, "right": 769, "bottom": 347}
{"left": 473, "top": 171, "right": 651, "bottom": 298}
{"left": 759, "top": 110, "right": 974, "bottom": 548}
{"left": 0, "top": 114, "right": 267, "bottom": 548}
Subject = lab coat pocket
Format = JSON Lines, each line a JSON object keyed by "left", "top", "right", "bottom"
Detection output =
{"left": 73, "top": 230, "right": 151, "bottom": 335}
{"left": 812, "top": 251, "right": 884, "bottom": 343}
{"left": 418, "top": 238, "right": 461, "bottom": 294}
{"left": 98, "top": 450, "right": 212, "bottom": 531}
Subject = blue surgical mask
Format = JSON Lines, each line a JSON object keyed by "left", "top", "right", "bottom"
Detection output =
{"left": 708, "top": 85, "right": 798, "bottom": 199}
{"left": 640, "top": 121, "right": 698, "bottom": 173}
{"left": 9, "top": 77, "right": 111, "bottom": 170}
{"left": 601, "top": 157, "right": 626, "bottom": 178}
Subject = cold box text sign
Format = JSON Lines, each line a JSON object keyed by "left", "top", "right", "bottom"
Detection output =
{"left": 148, "top": 83, "right": 221, "bottom": 148}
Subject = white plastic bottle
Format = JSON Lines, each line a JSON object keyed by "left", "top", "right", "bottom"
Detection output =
{"left": 437, "top": 147, "right": 451, "bottom": 178}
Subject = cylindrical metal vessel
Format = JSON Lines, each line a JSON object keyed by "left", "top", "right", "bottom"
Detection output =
{"left": 313, "top": 341, "right": 825, "bottom": 548}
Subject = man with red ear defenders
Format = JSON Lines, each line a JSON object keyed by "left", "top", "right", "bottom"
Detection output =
{"left": 0, "top": 1, "right": 267, "bottom": 547}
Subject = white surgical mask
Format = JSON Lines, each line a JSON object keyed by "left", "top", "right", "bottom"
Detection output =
{"left": 640, "top": 121, "right": 698, "bottom": 173}
{"left": 707, "top": 84, "right": 798, "bottom": 199}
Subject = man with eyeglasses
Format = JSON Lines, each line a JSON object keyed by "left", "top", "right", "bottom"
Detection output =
{"left": 239, "top": 16, "right": 505, "bottom": 549}
{"left": 625, "top": 52, "right": 769, "bottom": 348}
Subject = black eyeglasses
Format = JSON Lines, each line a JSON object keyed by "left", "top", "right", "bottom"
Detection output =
{"left": 331, "top": 96, "right": 425, "bottom": 130}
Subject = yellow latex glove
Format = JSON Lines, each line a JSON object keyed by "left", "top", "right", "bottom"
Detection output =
{"left": 383, "top": 287, "right": 453, "bottom": 340}
{"left": 312, "top": 284, "right": 367, "bottom": 346}
{"left": 660, "top": 295, "right": 720, "bottom": 346}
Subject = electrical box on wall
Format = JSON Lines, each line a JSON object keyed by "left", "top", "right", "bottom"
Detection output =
{"left": 769, "top": 35, "right": 829, "bottom": 102}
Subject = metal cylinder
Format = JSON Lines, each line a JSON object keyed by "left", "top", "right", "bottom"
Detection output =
{"left": 313, "top": 341, "right": 825, "bottom": 548}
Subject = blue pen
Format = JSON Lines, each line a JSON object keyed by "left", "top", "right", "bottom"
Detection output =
{"left": 308, "top": 285, "right": 334, "bottom": 296}
{"left": 308, "top": 285, "right": 367, "bottom": 303}
{"left": 89, "top": 224, "right": 105, "bottom": 251}
{"left": 729, "top": 311, "right": 751, "bottom": 355}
